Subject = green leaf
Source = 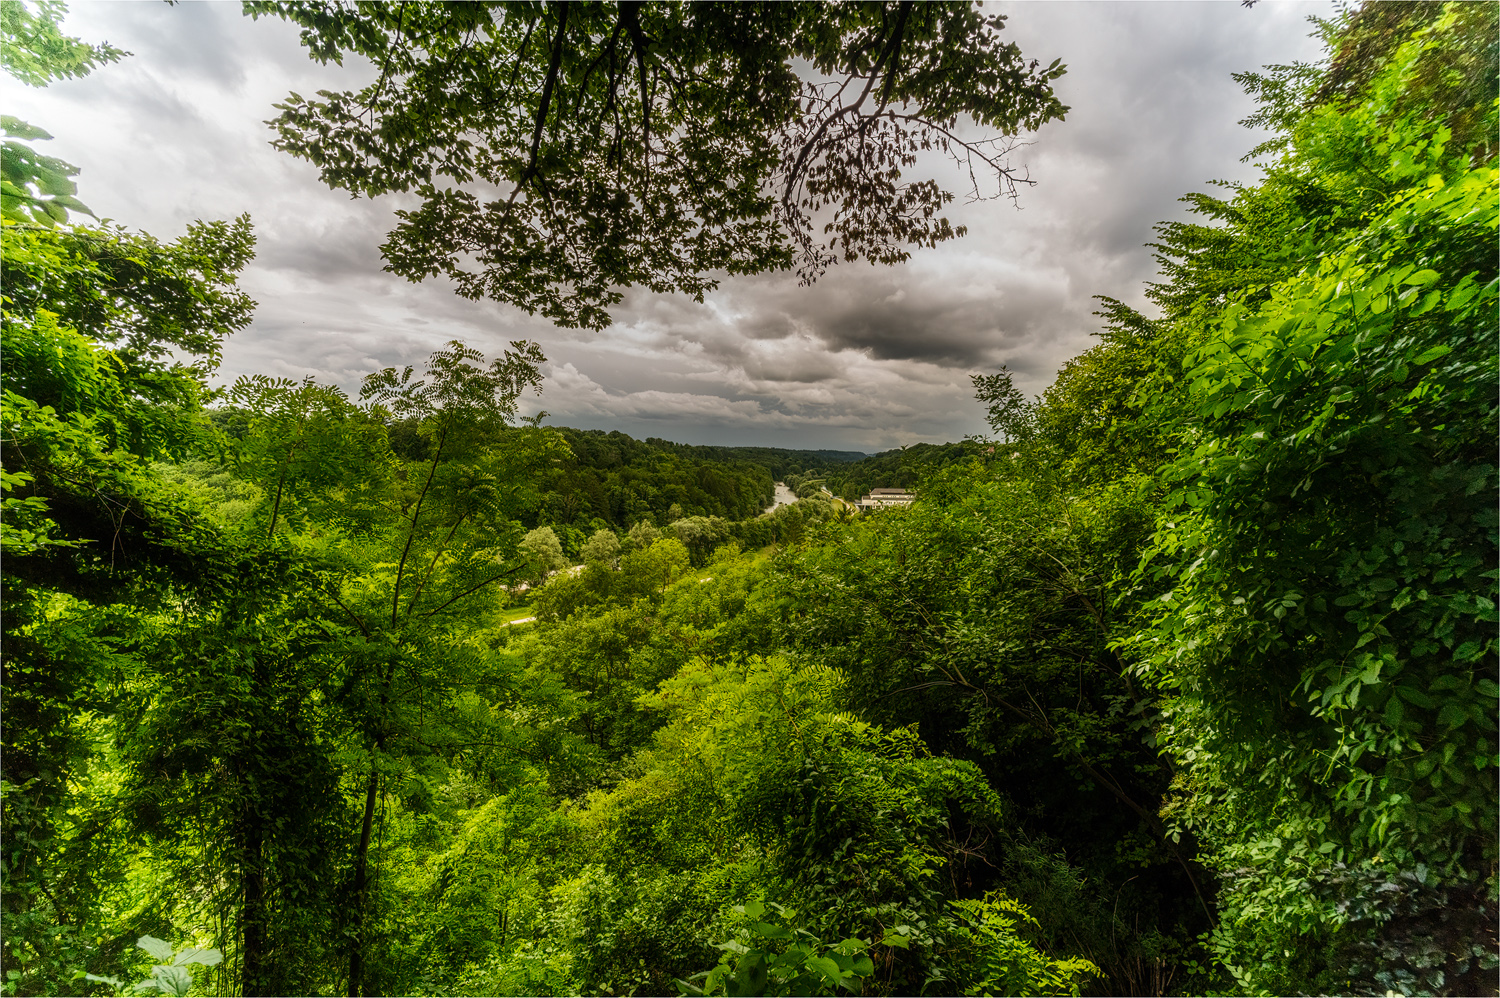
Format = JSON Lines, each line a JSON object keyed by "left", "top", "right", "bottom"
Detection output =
{"left": 1410, "top": 345, "right": 1451, "bottom": 365}
{"left": 136, "top": 936, "right": 175, "bottom": 962}
{"left": 805, "top": 955, "right": 843, "bottom": 984}
{"left": 138, "top": 965, "right": 193, "bottom": 997}
{"left": 1396, "top": 685, "right": 1435, "bottom": 708}
{"left": 1447, "top": 278, "right": 1480, "bottom": 310}
{"left": 731, "top": 952, "right": 768, "bottom": 998}
{"left": 1403, "top": 269, "right": 1440, "bottom": 286}
{"left": 171, "top": 946, "right": 222, "bottom": 968}
{"left": 48, "top": 194, "right": 94, "bottom": 215}
{"left": 1453, "top": 641, "right": 1484, "bottom": 662}
{"left": 1411, "top": 288, "right": 1442, "bottom": 315}
{"left": 0, "top": 116, "right": 52, "bottom": 140}
{"left": 1437, "top": 704, "right": 1469, "bottom": 728}
{"left": 34, "top": 168, "right": 76, "bottom": 196}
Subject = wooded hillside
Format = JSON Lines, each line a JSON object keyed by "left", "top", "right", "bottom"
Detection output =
{"left": 2, "top": 3, "right": 1494, "bottom": 996}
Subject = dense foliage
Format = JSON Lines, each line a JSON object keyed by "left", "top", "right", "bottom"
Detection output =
{"left": 2, "top": 3, "right": 1494, "bottom": 998}
{"left": 213, "top": 417, "right": 787, "bottom": 557}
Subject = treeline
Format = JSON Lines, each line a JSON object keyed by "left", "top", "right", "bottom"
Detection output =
{"left": 2, "top": 5, "right": 1496, "bottom": 998}
{"left": 640, "top": 439, "right": 868, "bottom": 481}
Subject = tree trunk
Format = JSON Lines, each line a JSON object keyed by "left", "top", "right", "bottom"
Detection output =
{"left": 347, "top": 771, "right": 378, "bottom": 997}
{"left": 241, "top": 812, "right": 268, "bottom": 995}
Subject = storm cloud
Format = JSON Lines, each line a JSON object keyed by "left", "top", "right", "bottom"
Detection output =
{"left": 2, "top": 1, "right": 1334, "bottom": 450}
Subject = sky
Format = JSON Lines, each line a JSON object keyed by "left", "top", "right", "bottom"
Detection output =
{"left": 4, "top": 0, "right": 1335, "bottom": 452}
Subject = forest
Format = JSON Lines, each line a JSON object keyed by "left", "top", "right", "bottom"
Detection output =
{"left": 1, "top": 2, "right": 1496, "bottom": 997}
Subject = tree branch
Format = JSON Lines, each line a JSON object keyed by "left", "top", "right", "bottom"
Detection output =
{"left": 512, "top": 3, "right": 570, "bottom": 201}
{"left": 392, "top": 425, "right": 445, "bottom": 628}
{"left": 618, "top": 1, "right": 652, "bottom": 179}
{"left": 419, "top": 565, "right": 525, "bottom": 620}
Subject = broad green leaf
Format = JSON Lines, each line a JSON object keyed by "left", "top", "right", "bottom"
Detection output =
{"left": 1395, "top": 685, "right": 1435, "bottom": 708}
{"left": 171, "top": 946, "right": 222, "bottom": 968}
{"left": 0, "top": 116, "right": 51, "bottom": 140}
{"left": 1447, "top": 278, "right": 1480, "bottom": 310}
{"left": 1411, "top": 288, "right": 1442, "bottom": 315}
{"left": 805, "top": 955, "right": 843, "bottom": 984}
{"left": 137, "top": 965, "right": 193, "bottom": 997}
{"left": 136, "top": 936, "right": 174, "bottom": 962}
{"left": 1453, "top": 641, "right": 1484, "bottom": 662}
{"left": 731, "top": 952, "right": 768, "bottom": 998}
{"left": 1437, "top": 704, "right": 1469, "bottom": 728}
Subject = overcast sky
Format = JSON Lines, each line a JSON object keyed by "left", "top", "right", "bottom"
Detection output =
{"left": 5, "top": 1, "right": 1334, "bottom": 451}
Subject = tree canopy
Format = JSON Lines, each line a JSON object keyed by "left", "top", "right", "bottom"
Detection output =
{"left": 247, "top": 0, "right": 1067, "bottom": 328}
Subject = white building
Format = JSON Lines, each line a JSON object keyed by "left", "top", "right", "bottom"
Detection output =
{"left": 854, "top": 487, "right": 915, "bottom": 511}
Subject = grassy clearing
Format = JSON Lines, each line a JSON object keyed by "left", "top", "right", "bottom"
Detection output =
{"left": 501, "top": 603, "right": 537, "bottom": 625}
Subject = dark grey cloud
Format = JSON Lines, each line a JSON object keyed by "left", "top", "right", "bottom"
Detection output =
{"left": 813, "top": 289, "right": 1000, "bottom": 366}
{"left": 4, "top": 0, "right": 1333, "bottom": 450}
{"left": 789, "top": 265, "right": 1064, "bottom": 369}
